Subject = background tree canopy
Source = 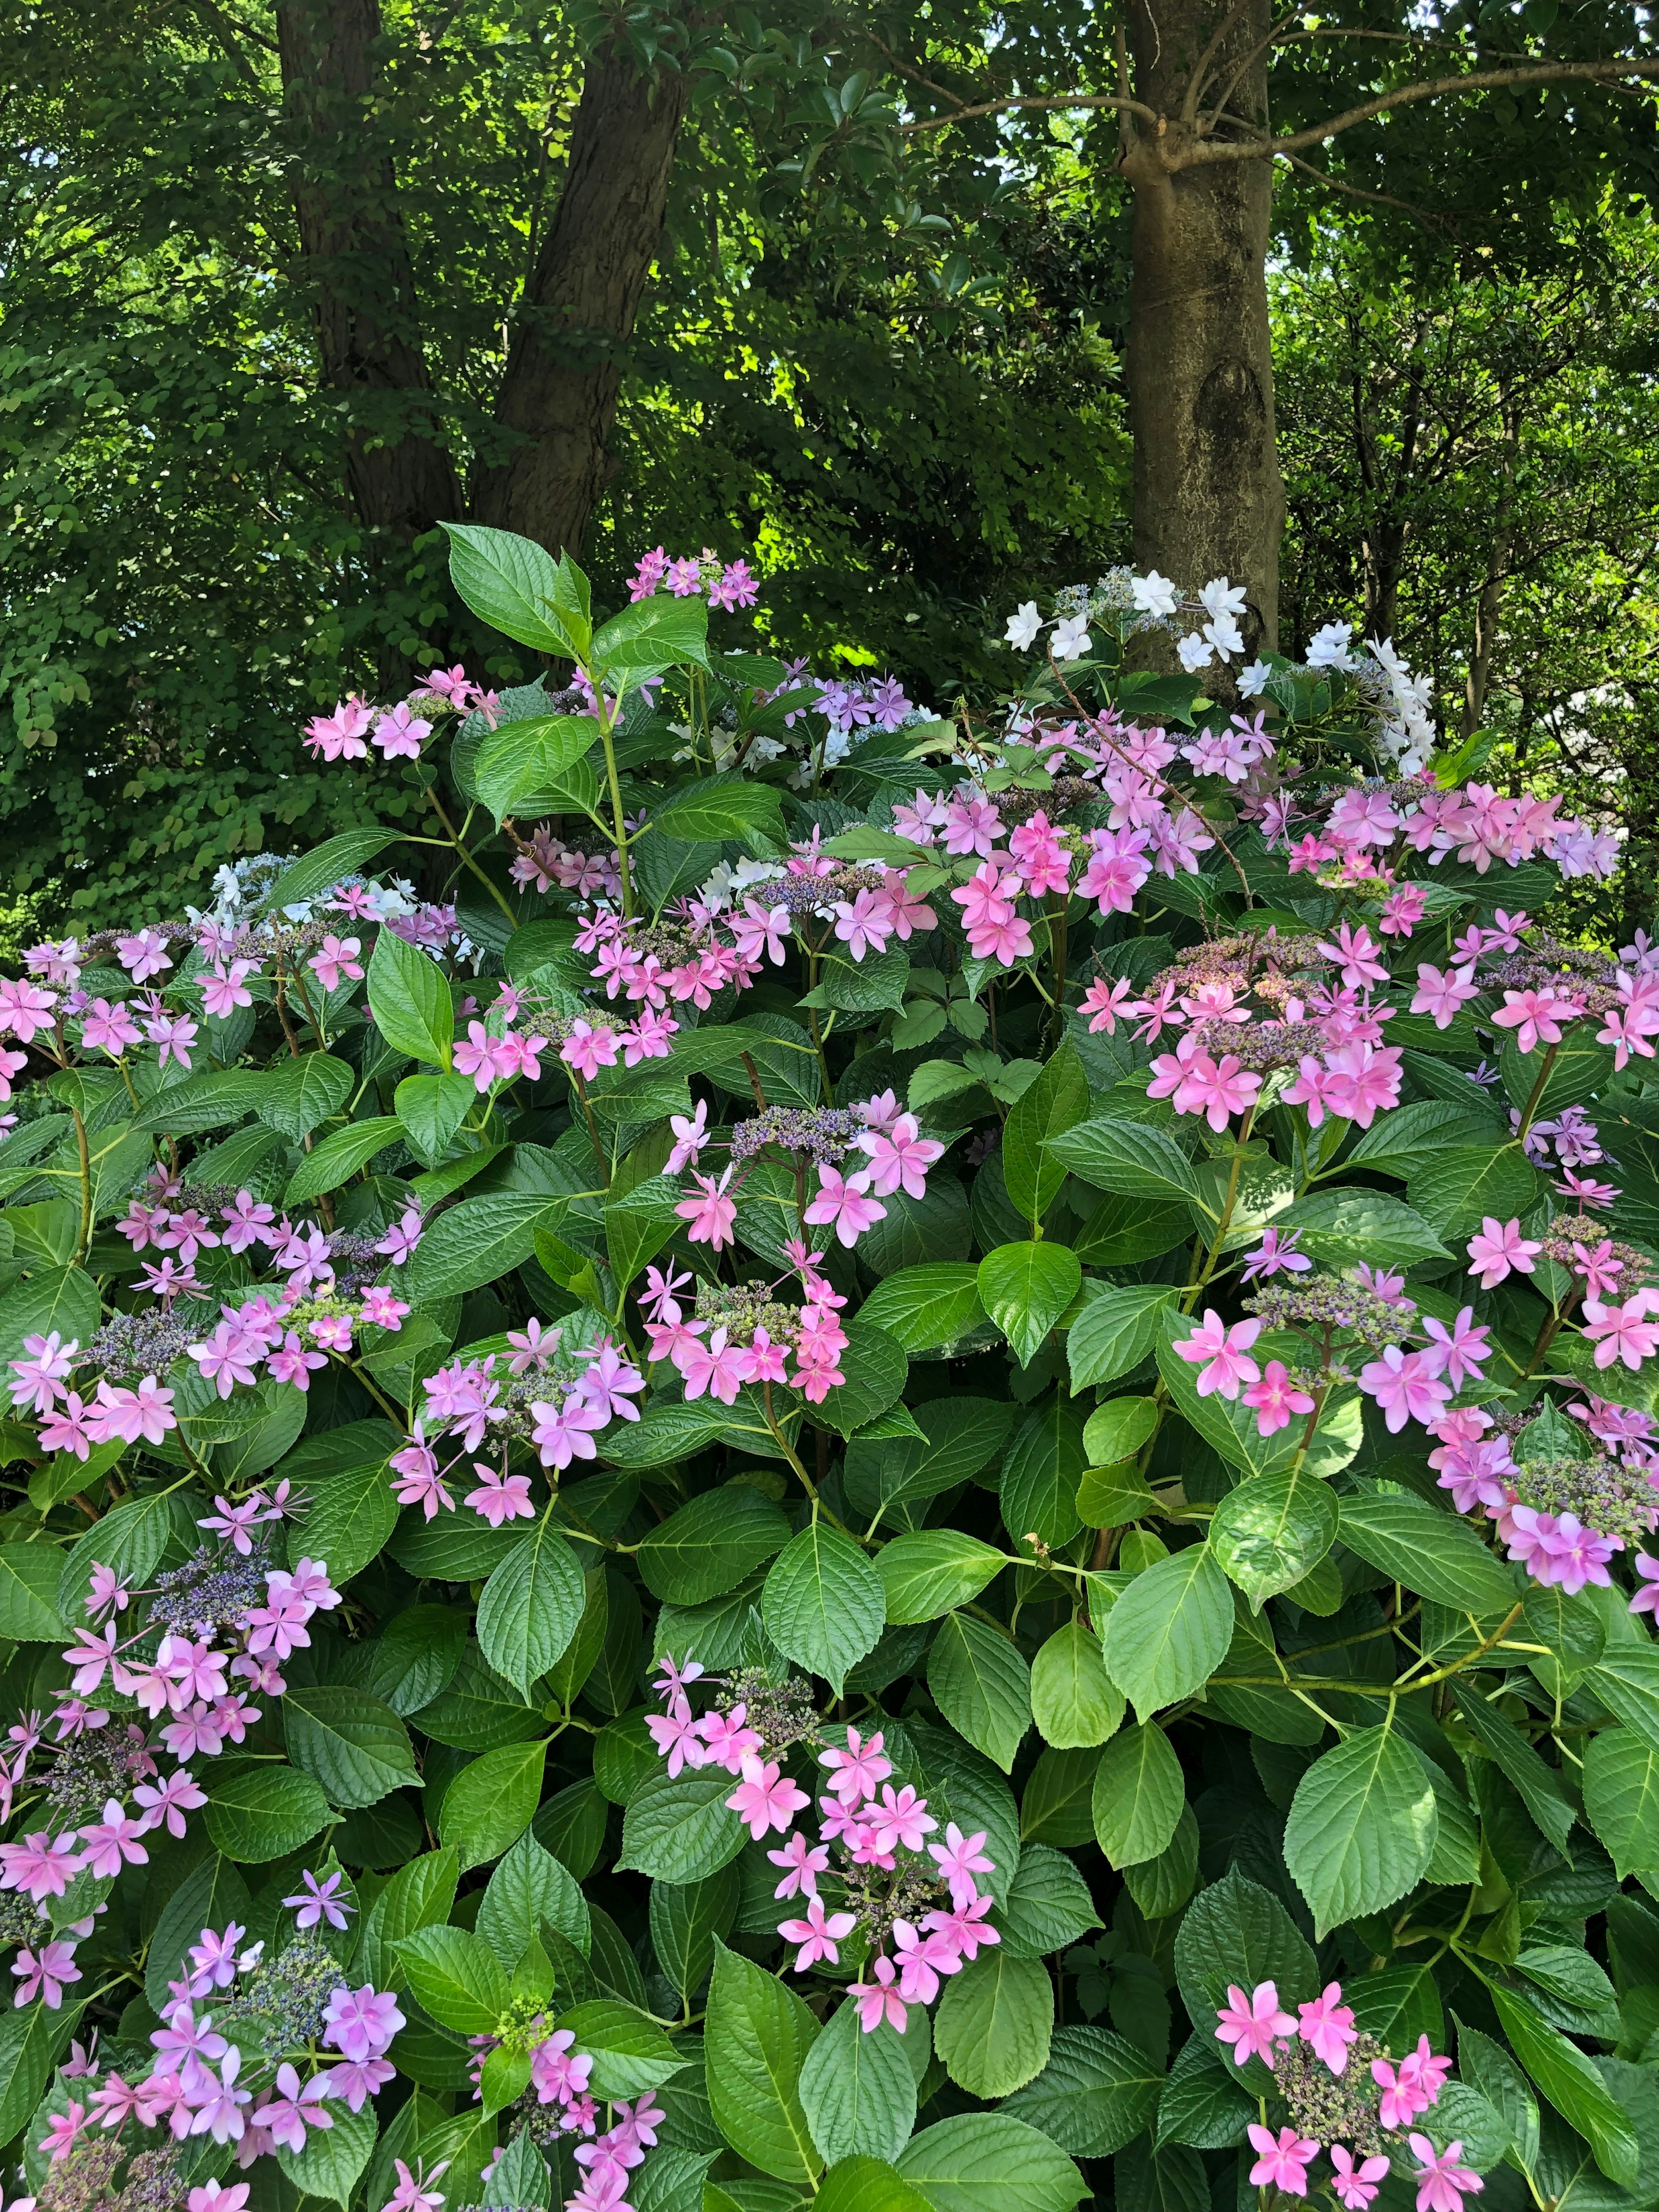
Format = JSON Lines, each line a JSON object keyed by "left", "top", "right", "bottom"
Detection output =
{"left": 4, "top": 0, "right": 1659, "bottom": 933}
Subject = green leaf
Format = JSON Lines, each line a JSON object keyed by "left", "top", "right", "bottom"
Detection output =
{"left": 800, "top": 2004, "right": 917, "bottom": 2168}
{"left": 977, "top": 1241, "right": 1082, "bottom": 1367}
{"left": 1337, "top": 1490, "right": 1518, "bottom": 1616}
{"left": 649, "top": 774, "right": 783, "bottom": 845}
{"left": 0, "top": 1262, "right": 100, "bottom": 1372}
{"left": 404, "top": 1192, "right": 569, "bottom": 1301}
{"left": 813, "top": 1318, "right": 909, "bottom": 1438}
{"left": 875, "top": 1531, "right": 1006, "bottom": 1624}
{"left": 1066, "top": 1285, "right": 1178, "bottom": 1391}
{"left": 998, "top": 1842, "right": 1102, "bottom": 1957}
{"left": 356, "top": 1848, "right": 461, "bottom": 1990}
{"left": 205, "top": 1763, "right": 332, "bottom": 1862}
{"left": 593, "top": 590, "right": 712, "bottom": 677}
{"left": 254, "top": 1050, "right": 355, "bottom": 1138}
{"left": 649, "top": 1864, "right": 739, "bottom": 2001}
{"left": 620, "top": 1765, "right": 747, "bottom": 1882}
{"left": 1275, "top": 1188, "right": 1450, "bottom": 1270}
{"left": 396, "top": 1072, "right": 477, "bottom": 1167}
{"left": 555, "top": 2000, "right": 686, "bottom": 2099}
{"left": 1030, "top": 1621, "right": 1124, "bottom": 1748}
{"left": 477, "top": 1519, "right": 586, "bottom": 1697}
{"left": 368, "top": 929, "right": 454, "bottom": 1070}
{"left": 1101, "top": 1544, "right": 1233, "bottom": 1720}
{"left": 1282, "top": 1725, "right": 1439, "bottom": 1939}
{"left": 637, "top": 1486, "right": 792, "bottom": 1605}
{"left": 1001, "top": 2025, "right": 1163, "bottom": 2158}
{"left": 1091, "top": 1723, "right": 1185, "bottom": 1869}
{"left": 896, "top": 2114, "right": 1086, "bottom": 2212}
{"left": 267, "top": 827, "right": 403, "bottom": 914}
{"left": 859, "top": 1264, "right": 987, "bottom": 1353}
{"left": 285, "top": 1115, "right": 403, "bottom": 1204}
{"left": 1583, "top": 1726, "right": 1659, "bottom": 1878}
{"left": 1408, "top": 1142, "right": 1544, "bottom": 1241}
{"left": 1586, "top": 1645, "right": 1659, "bottom": 1763}
{"left": 1491, "top": 1984, "right": 1639, "bottom": 2187}
{"left": 1045, "top": 1116, "right": 1202, "bottom": 1208}
{"left": 1001, "top": 1395, "right": 1088, "bottom": 1550}
{"left": 1004, "top": 1041, "right": 1088, "bottom": 1223}
{"left": 762, "top": 1523, "right": 885, "bottom": 1693}
{"left": 928, "top": 1611, "right": 1033, "bottom": 1772}
{"left": 1122, "top": 1802, "right": 1200, "bottom": 1921}
{"left": 476, "top": 715, "right": 601, "bottom": 824}
{"left": 935, "top": 1950, "right": 1054, "bottom": 2098}
{"left": 395, "top": 1923, "right": 510, "bottom": 2034}
{"left": 284, "top": 1684, "right": 420, "bottom": 1808}
{"left": 302, "top": 1463, "right": 400, "bottom": 1586}
{"left": 1452, "top": 1681, "right": 1577, "bottom": 1859}
{"left": 1081, "top": 1397, "right": 1158, "bottom": 1469}
{"left": 443, "top": 523, "right": 581, "bottom": 655}
{"left": 604, "top": 1175, "right": 686, "bottom": 1290}
{"left": 439, "top": 1741, "right": 549, "bottom": 1870}
{"left": 478, "top": 1828, "right": 591, "bottom": 1967}
{"left": 816, "top": 2158, "right": 931, "bottom": 2212}
{"left": 0, "top": 1998, "right": 78, "bottom": 2143}
{"left": 1155, "top": 2035, "right": 1253, "bottom": 2150}
{"left": 277, "top": 2101, "right": 377, "bottom": 2206}
{"left": 1210, "top": 1466, "right": 1338, "bottom": 1611}
{"left": 705, "top": 1940, "right": 823, "bottom": 2184}
{"left": 1171, "top": 1869, "right": 1318, "bottom": 2069}
{"left": 0, "top": 1544, "right": 66, "bottom": 1640}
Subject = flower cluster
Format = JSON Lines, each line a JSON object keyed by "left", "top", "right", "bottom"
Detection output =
{"left": 1215, "top": 1979, "right": 1478, "bottom": 2208}
{"left": 646, "top": 1653, "right": 998, "bottom": 2031}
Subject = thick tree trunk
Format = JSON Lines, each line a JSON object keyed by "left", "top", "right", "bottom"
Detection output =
{"left": 276, "top": 0, "right": 460, "bottom": 540}
{"left": 1121, "top": 0, "right": 1284, "bottom": 653}
{"left": 471, "top": 44, "right": 689, "bottom": 556}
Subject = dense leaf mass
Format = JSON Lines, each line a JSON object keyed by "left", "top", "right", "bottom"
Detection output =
{"left": 0, "top": 536, "right": 1656, "bottom": 2212}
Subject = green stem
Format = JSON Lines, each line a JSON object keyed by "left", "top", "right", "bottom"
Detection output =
{"left": 70, "top": 1107, "right": 92, "bottom": 1264}
{"left": 593, "top": 692, "right": 634, "bottom": 918}
{"left": 426, "top": 788, "right": 518, "bottom": 927}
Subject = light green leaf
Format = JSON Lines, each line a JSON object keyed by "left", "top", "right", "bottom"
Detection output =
{"left": 478, "top": 1828, "right": 591, "bottom": 1967}
{"left": 977, "top": 1241, "right": 1082, "bottom": 1367}
{"left": 285, "top": 1115, "right": 403, "bottom": 1205}
{"left": 762, "top": 1523, "right": 885, "bottom": 1693}
{"left": 1101, "top": 1544, "right": 1233, "bottom": 1719}
{"left": 395, "top": 1924, "right": 510, "bottom": 2034}
{"left": 477, "top": 1518, "right": 586, "bottom": 1697}
{"left": 859, "top": 1264, "right": 987, "bottom": 1352}
{"left": 704, "top": 1940, "right": 822, "bottom": 2184}
{"left": 896, "top": 2114, "right": 1086, "bottom": 2212}
{"left": 800, "top": 2003, "right": 916, "bottom": 2168}
{"left": 277, "top": 2101, "right": 376, "bottom": 2206}
{"left": 1030, "top": 1621, "right": 1124, "bottom": 1748}
{"left": 998, "top": 1843, "right": 1102, "bottom": 1958}
{"left": 205, "top": 1764, "right": 331, "bottom": 1862}
{"left": 1338, "top": 1490, "right": 1518, "bottom": 1616}
{"left": 443, "top": 523, "right": 580, "bottom": 656}
{"left": 935, "top": 1951, "right": 1053, "bottom": 2098}
{"left": 637, "top": 1487, "right": 792, "bottom": 1605}
{"left": 1583, "top": 1726, "right": 1659, "bottom": 1877}
{"left": 0, "top": 1545, "right": 66, "bottom": 1640}
{"left": 1045, "top": 1116, "right": 1202, "bottom": 1208}
{"left": 928, "top": 1611, "right": 1032, "bottom": 1772}
{"left": 356, "top": 1848, "right": 461, "bottom": 1990}
{"left": 439, "top": 1741, "right": 549, "bottom": 1870}
{"left": 875, "top": 1532, "right": 1006, "bottom": 1624}
{"left": 1491, "top": 1984, "right": 1639, "bottom": 2187}
{"left": 1067, "top": 1284, "right": 1180, "bottom": 1392}
{"left": 555, "top": 2000, "right": 686, "bottom": 2099}
{"left": 1001, "top": 2026, "right": 1163, "bottom": 2158}
{"left": 1001, "top": 1395, "right": 1088, "bottom": 1550}
{"left": 1090, "top": 1723, "right": 1184, "bottom": 1869}
{"left": 1210, "top": 1466, "right": 1338, "bottom": 1611}
{"left": 1275, "top": 1188, "right": 1449, "bottom": 1270}
{"left": 1283, "top": 1726, "right": 1439, "bottom": 1939}
{"left": 283, "top": 1684, "right": 420, "bottom": 1808}
{"left": 619, "top": 1766, "right": 747, "bottom": 1883}
{"left": 1004, "top": 1041, "right": 1088, "bottom": 1223}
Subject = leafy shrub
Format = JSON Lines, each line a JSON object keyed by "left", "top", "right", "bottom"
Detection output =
{"left": 0, "top": 530, "right": 1653, "bottom": 2212}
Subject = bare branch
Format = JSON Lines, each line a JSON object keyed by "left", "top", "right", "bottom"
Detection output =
{"left": 899, "top": 89, "right": 1163, "bottom": 135}
{"left": 1278, "top": 146, "right": 1445, "bottom": 222}
{"left": 1184, "top": 55, "right": 1659, "bottom": 165}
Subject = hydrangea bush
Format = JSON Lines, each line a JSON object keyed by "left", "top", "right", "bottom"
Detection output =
{"left": 0, "top": 523, "right": 1656, "bottom": 2212}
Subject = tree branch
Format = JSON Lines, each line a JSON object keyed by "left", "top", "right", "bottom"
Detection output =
{"left": 899, "top": 89, "right": 1163, "bottom": 134}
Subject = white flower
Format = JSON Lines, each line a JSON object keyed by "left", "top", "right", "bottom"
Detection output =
{"left": 1204, "top": 615, "right": 1245, "bottom": 663}
{"left": 1130, "top": 570, "right": 1180, "bottom": 618}
{"left": 1306, "top": 620, "right": 1356, "bottom": 671}
{"left": 1004, "top": 602, "right": 1042, "bottom": 651}
{"left": 1238, "top": 658, "right": 1272, "bottom": 698}
{"left": 1176, "top": 633, "right": 1215, "bottom": 673}
{"left": 1051, "top": 615, "right": 1093, "bottom": 661}
{"left": 1198, "top": 576, "right": 1247, "bottom": 624}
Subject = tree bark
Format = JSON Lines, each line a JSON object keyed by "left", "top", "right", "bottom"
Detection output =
{"left": 276, "top": 0, "right": 460, "bottom": 540}
{"left": 1120, "top": 0, "right": 1284, "bottom": 654}
{"left": 1462, "top": 381, "right": 1519, "bottom": 736}
{"left": 471, "top": 41, "right": 690, "bottom": 556}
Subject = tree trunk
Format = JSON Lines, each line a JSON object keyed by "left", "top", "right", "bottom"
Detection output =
{"left": 1121, "top": 0, "right": 1284, "bottom": 654}
{"left": 471, "top": 42, "right": 689, "bottom": 556}
{"left": 1462, "top": 382, "right": 1519, "bottom": 736}
{"left": 276, "top": 0, "right": 460, "bottom": 540}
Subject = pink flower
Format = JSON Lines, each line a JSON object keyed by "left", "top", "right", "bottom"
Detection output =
{"left": 381, "top": 2158, "right": 450, "bottom": 2212}
{"left": 1419, "top": 1307, "right": 1491, "bottom": 1389}
{"left": 820, "top": 1727, "right": 892, "bottom": 1807}
{"left": 87, "top": 1373, "right": 177, "bottom": 1445}
{"left": 529, "top": 1395, "right": 607, "bottom": 1471}
{"left": 1243, "top": 1360, "right": 1316, "bottom": 1437}
{"left": 1373, "top": 2054, "right": 1435, "bottom": 2130}
{"left": 464, "top": 1464, "right": 536, "bottom": 1524}
{"left": 1330, "top": 2147, "right": 1390, "bottom": 2209}
{"left": 1492, "top": 988, "right": 1577, "bottom": 1055}
{"left": 804, "top": 1163, "right": 887, "bottom": 1248}
{"left": 1358, "top": 1345, "right": 1452, "bottom": 1433}
{"left": 1411, "top": 963, "right": 1480, "bottom": 1028}
{"left": 666, "top": 1101, "right": 709, "bottom": 1174}
{"left": 308, "top": 937, "right": 364, "bottom": 993}
{"left": 561, "top": 1020, "right": 620, "bottom": 1081}
{"left": 1241, "top": 1228, "right": 1310, "bottom": 1282}
{"left": 1582, "top": 1294, "right": 1659, "bottom": 1371}
{"left": 1215, "top": 1980, "right": 1294, "bottom": 2068}
{"left": 927, "top": 1822, "right": 995, "bottom": 1905}
{"left": 1465, "top": 1217, "right": 1542, "bottom": 1290}
{"left": 676, "top": 1167, "right": 738, "bottom": 1250}
{"left": 1247, "top": 2124, "right": 1318, "bottom": 2195}
{"left": 283, "top": 1869, "right": 355, "bottom": 1931}
{"left": 677, "top": 1326, "right": 750, "bottom": 1406}
{"left": 768, "top": 1832, "right": 830, "bottom": 1899}
{"left": 250, "top": 2061, "right": 334, "bottom": 2152}
{"left": 1079, "top": 975, "right": 1145, "bottom": 1032}
{"left": 39, "top": 2101, "right": 88, "bottom": 2161}
{"left": 725, "top": 1756, "right": 809, "bottom": 1840}
{"left": 77, "top": 1798, "right": 149, "bottom": 1877}
{"left": 856, "top": 1115, "right": 944, "bottom": 1199}
{"left": 848, "top": 1954, "right": 909, "bottom": 2034}
{"left": 1317, "top": 920, "right": 1389, "bottom": 989}
{"left": 322, "top": 1985, "right": 405, "bottom": 2062}
{"left": 13, "top": 1940, "right": 81, "bottom": 2008}
{"left": 1175, "top": 1311, "right": 1262, "bottom": 1400}
{"left": 1297, "top": 1983, "right": 1357, "bottom": 2073}
{"left": 1408, "top": 2136, "right": 1484, "bottom": 2212}
{"left": 778, "top": 1897, "right": 857, "bottom": 1970}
